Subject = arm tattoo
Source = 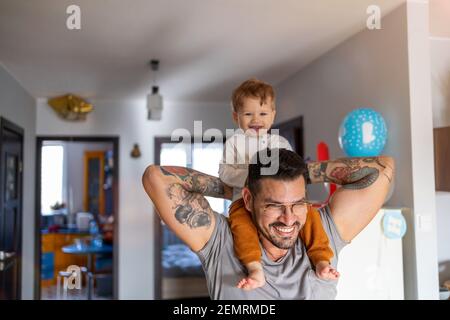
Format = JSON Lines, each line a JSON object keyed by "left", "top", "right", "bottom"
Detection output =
{"left": 307, "top": 162, "right": 329, "bottom": 184}
{"left": 160, "top": 166, "right": 225, "bottom": 198}
{"left": 166, "top": 182, "right": 212, "bottom": 229}
{"left": 307, "top": 157, "right": 389, "bottom": 189}
{"left": 362, "top": 157, "right": 393, "bottom": 182}
{"left": 330, "top": 166, "right": 379, "bottom": 189}
{"left": 159, "top": 166, "right": 228, "bottom": 229}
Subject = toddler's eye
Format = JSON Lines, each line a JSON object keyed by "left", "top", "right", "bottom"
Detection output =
{"left": 260, "top": 113, "right": 268, "bottom": 116}
{"left": 244, "top": 113, "right": 252, "bottom": 116}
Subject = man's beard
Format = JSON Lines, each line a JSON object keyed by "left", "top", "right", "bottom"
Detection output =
{"left": 253, "top": 205, "right": 302, "bottom": 249}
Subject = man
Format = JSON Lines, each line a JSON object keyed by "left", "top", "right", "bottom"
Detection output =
{"left": 142, "top": 148, "right": 394, "bottom": 299}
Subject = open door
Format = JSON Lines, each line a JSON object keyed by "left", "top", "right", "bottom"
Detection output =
{"left": 0, "top": 117, "right": 23, "bottom": 300}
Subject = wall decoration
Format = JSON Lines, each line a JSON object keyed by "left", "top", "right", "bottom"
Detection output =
{"left": 382, "top": 209, "right": 407, "bottom": 239}
{"left": 130, "top": 144, "right": 141, "bottom": 158}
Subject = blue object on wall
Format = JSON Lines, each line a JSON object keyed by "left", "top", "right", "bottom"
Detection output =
{"left": 382, "top": 210, "right": 407, "bottom": 239}
{"left": 338, "top": 108, "right": 387, "bottom": 157}
{"left": 41, "top": 252, "right": 54, "bottom": 280}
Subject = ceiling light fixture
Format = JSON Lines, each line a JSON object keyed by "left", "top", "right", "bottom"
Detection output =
{"left": 147, "top": 59, "right": 163, "bottom": 120}
{"left": 48, "top": 94, "right": 93, "bottom": 121}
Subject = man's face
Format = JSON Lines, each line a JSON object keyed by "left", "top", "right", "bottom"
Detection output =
{"left": 243, "top": 176, "right": 307, "bottom": 250}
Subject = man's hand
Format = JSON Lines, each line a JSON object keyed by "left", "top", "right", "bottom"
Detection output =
{"left": 306, "top": 156, "right": 395, "bottom": 242}
{"left": 142, "top": 165, "right": 232, "bottom": 251}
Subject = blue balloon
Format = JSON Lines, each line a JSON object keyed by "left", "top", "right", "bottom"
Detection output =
{"left": 338, "top": 108, "right": 387, "bottom": 157}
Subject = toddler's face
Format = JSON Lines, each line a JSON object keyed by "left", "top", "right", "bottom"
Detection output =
{"left": 233, "top": 97, "right": 276, "bottom": 136}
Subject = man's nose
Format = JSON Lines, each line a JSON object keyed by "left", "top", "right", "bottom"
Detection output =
{"left": 279, "top": 209, "right": 297, "bottom": 226}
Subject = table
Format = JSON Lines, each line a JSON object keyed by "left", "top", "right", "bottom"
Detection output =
{"left": 61, "top": 243, "right": 113, "bottom": 299}
{"left": 62, "top": 243, "right": 113, "bottom": 272}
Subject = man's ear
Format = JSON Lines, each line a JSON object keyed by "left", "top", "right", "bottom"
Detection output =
{"left": 242, "top": 187, "right": 253, "bottom": 212}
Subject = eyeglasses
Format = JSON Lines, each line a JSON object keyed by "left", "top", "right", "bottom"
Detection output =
{"left": 262, "top": 201, "right": 311, "bottom": 217}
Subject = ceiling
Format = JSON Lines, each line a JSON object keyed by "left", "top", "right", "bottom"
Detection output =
{"left": 430, "top": 0, "right": 450, "bottom": 39}
{"left": 0, "top": 0, "right": 406, "bottom": 102}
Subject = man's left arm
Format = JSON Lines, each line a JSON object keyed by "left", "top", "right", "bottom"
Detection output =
{"left": 306, "top": 156, "right": 395, "bottom": 242}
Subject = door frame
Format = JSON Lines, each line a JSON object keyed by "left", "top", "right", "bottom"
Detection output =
{"left": 34, "top": 136, "right": 119, "bottom": 300}
{"left": 273, "top": 115, "right": 304, "bottom": 158}
{"left": 153, "top": 136, "right": 226, "bottom": 299}
{"left": 0, "top": 117, "right": 24, "bottom": 300}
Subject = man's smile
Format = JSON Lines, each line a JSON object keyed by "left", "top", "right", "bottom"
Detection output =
{"left": 270, "top": 222, "right": 300, "bottom": 238}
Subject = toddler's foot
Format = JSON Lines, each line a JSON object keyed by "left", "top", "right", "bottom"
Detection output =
{"left": 315, "top": 260, "right": 340, "bottom": 280}
{"left": 236, "top": 261, "right": 266, "bottom": 291}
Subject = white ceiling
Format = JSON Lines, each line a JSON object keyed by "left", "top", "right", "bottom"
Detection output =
{"left": 0, "top": 0, "right": 405, "bottom": 102}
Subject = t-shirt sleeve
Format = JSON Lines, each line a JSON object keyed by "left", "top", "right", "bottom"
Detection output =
{"left": 196, "top": 211, "right": 227, "bottom": 270}
{"left": 318, "top": 205, "right": 350, "bottom": 268}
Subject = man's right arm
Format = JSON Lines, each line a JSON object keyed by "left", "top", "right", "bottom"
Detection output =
{"left": 142, "top": 165, "right": 232, "bottom": 251}
{"left": 306, "top": 156, "right": 395, "bottom": 242}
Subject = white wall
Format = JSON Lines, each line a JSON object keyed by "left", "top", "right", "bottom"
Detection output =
{"left": 430, "top": 37, "right": 450, "bottom": 286}
{"left": 336, "top": 208, "right": 404, "bottom": 300}
{"left": 431, "top": 38, "right": 450, "bottom": 128}
{"left": 275, "top": 2, "right": 438, "bottom": 299}
{"left": 36, "top": 98, "right": 233, "bottom": 299}
{"left": 0, "top": 63, "right": 36, "bottom": 299}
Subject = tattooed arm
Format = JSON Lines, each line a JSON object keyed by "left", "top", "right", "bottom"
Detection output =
{"left": 306, "top": 156, "right": 395, "bottom": 242}
{"left": 142, "top": 165, "right": 232, "bottom": 251}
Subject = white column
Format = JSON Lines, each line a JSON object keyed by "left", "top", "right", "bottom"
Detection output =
{"left": 406, "top": 0, "right": 439, "bottom": 300}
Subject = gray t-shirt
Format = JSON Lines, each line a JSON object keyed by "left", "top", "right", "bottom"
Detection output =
{"left": 196, "top": 205, "right": 348, "bottom": 300}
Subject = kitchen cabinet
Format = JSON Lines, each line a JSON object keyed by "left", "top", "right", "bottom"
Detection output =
{"left": 41, "top": 233, "right": 88, "bottom": 287}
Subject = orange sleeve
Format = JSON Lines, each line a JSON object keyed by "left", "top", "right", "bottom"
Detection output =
{"left": 228, "top": 199, "right": 261, "bottom": 265}
{"left": 299, "top": 208, "right": 334, "bottom": 266}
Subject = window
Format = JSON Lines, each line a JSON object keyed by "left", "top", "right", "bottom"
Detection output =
{"left": 192, "top": 143, "right": 228, "bottom": 214}
{"left": 160, "top": 141, "right": 230, "bottom": 214}
{"left": 41, "top": 144, "right": 65, "bottom": 215}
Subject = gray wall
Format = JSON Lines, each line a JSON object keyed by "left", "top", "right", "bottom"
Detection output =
{"left": 0, "top": 63, "right": 36, "bottom": 299}
{"left": 275, "top": 5, "right": 412, "bottom": 207}
{"left": 275, "top": 2, "right": 438, "bottom": 299}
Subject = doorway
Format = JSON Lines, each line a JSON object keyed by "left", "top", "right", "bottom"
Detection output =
{"left": 0, "top": 117, "right": 23, "bottom": 300}
{"left": 35, "top": 136, "right": 119, "bottom": 300}
{"left": 153, "top": 137, "right": 229, "bottom": 299}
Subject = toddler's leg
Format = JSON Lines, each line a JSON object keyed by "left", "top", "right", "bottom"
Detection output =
{"left": 300, "top": 208, "right": 340, "bottom": 280}
{"left": 229, "top": 199, "right": 266, "bottom": 290}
